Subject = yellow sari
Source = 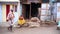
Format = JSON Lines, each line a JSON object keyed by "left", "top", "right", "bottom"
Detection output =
{"left": 18, "top": 19, "right": 25, "bottom": 25}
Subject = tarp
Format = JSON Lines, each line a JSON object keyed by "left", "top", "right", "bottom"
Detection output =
{"left": 56, "top": 3, "right": 60, "bottom": 22}
{"left": 41, "top": 3, "right": 57, "bottom": 21}
{"left": 41, "top": 3, "right": 50, "bottom": 21}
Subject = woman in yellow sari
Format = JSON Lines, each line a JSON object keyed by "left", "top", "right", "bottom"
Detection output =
{"left": 18, "top": 15, "right": 25, "bottom": 27}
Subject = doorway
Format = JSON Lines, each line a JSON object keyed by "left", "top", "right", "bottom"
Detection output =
{"left": 23, "top": 3, "right": 41, "bottom": 19}
{"left": 31, "top": 3, "right": 41, "bottom": 17}
{"left": 6, "top": 5, "right": 10, "bottom": 18}
{"left": 23, "top": 4, "right": 30, "bottom": 19}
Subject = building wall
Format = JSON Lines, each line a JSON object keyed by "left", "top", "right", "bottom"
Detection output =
{"left": 10, "top": 5, "right": 13, "bottom": 10}
{"left": 0, "top": 4, "right": 20, "bottom": 22}
{"left": 2, "top": 4, "right": 6, "bottom": 22}
{"left": 0, "top": 4, "right": 2, "bottom": 22}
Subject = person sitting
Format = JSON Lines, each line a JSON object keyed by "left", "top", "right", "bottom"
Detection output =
{"left": 18, "top": 15, "right": 25, "bottom": 27}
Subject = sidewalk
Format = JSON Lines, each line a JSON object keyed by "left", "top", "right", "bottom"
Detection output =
{"left": 0, "top": 19, "right": 29, "bottom": 27}
{"left": 0, "top": 22, "right": 9, "bottom": 27}
{"left": 0, "top": 25, "right": 59, "bottom": 34}
{"left": 0, "top": 20, "right": 56, "bottom": 27}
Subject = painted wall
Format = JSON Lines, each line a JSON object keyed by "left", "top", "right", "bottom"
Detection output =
{"left": 2, "top": 4, "right": 14, "bottom": 22}
{"left": 10, "top": 5, "right": 13, "bottom": 10}
{"left": 0, "top": 4, "right": 2, "bottom": 22}
{"left": 1, "top": 4, "right": 20, "bottom": 22}
{"left": 2, "top": 4, "right": 6, "bottom": 22}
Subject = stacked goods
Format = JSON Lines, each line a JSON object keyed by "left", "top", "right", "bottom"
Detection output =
{"left": 40, "top": 3, "right": 51, "bottom": 21}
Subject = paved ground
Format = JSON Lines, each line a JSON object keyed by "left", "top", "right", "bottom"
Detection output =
{"left": 0, "top": 25, "right": 60, "bottom": 34}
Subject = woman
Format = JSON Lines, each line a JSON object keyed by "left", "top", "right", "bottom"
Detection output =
{"left": 7, "top": 10, "right": 14, "bottom": 31}
{"left": 18, "top": 15, "right": 25, "bottom": 27}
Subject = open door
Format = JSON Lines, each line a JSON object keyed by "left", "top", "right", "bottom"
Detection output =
{"left": 31, "top": 3, "right": 41, "bottom": 17}
{"left": 23, "top": 4, "right": 30, "bottom": 19}
{"left": 6, "top": 5, "right": 10, "bottom": 18}
{"left": 22, "top": 3, "right": 41, "bottom": 19}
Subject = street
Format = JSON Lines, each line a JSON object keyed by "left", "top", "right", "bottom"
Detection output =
{"left": 0, "top": 25, "right": 60, "bottom": 34}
